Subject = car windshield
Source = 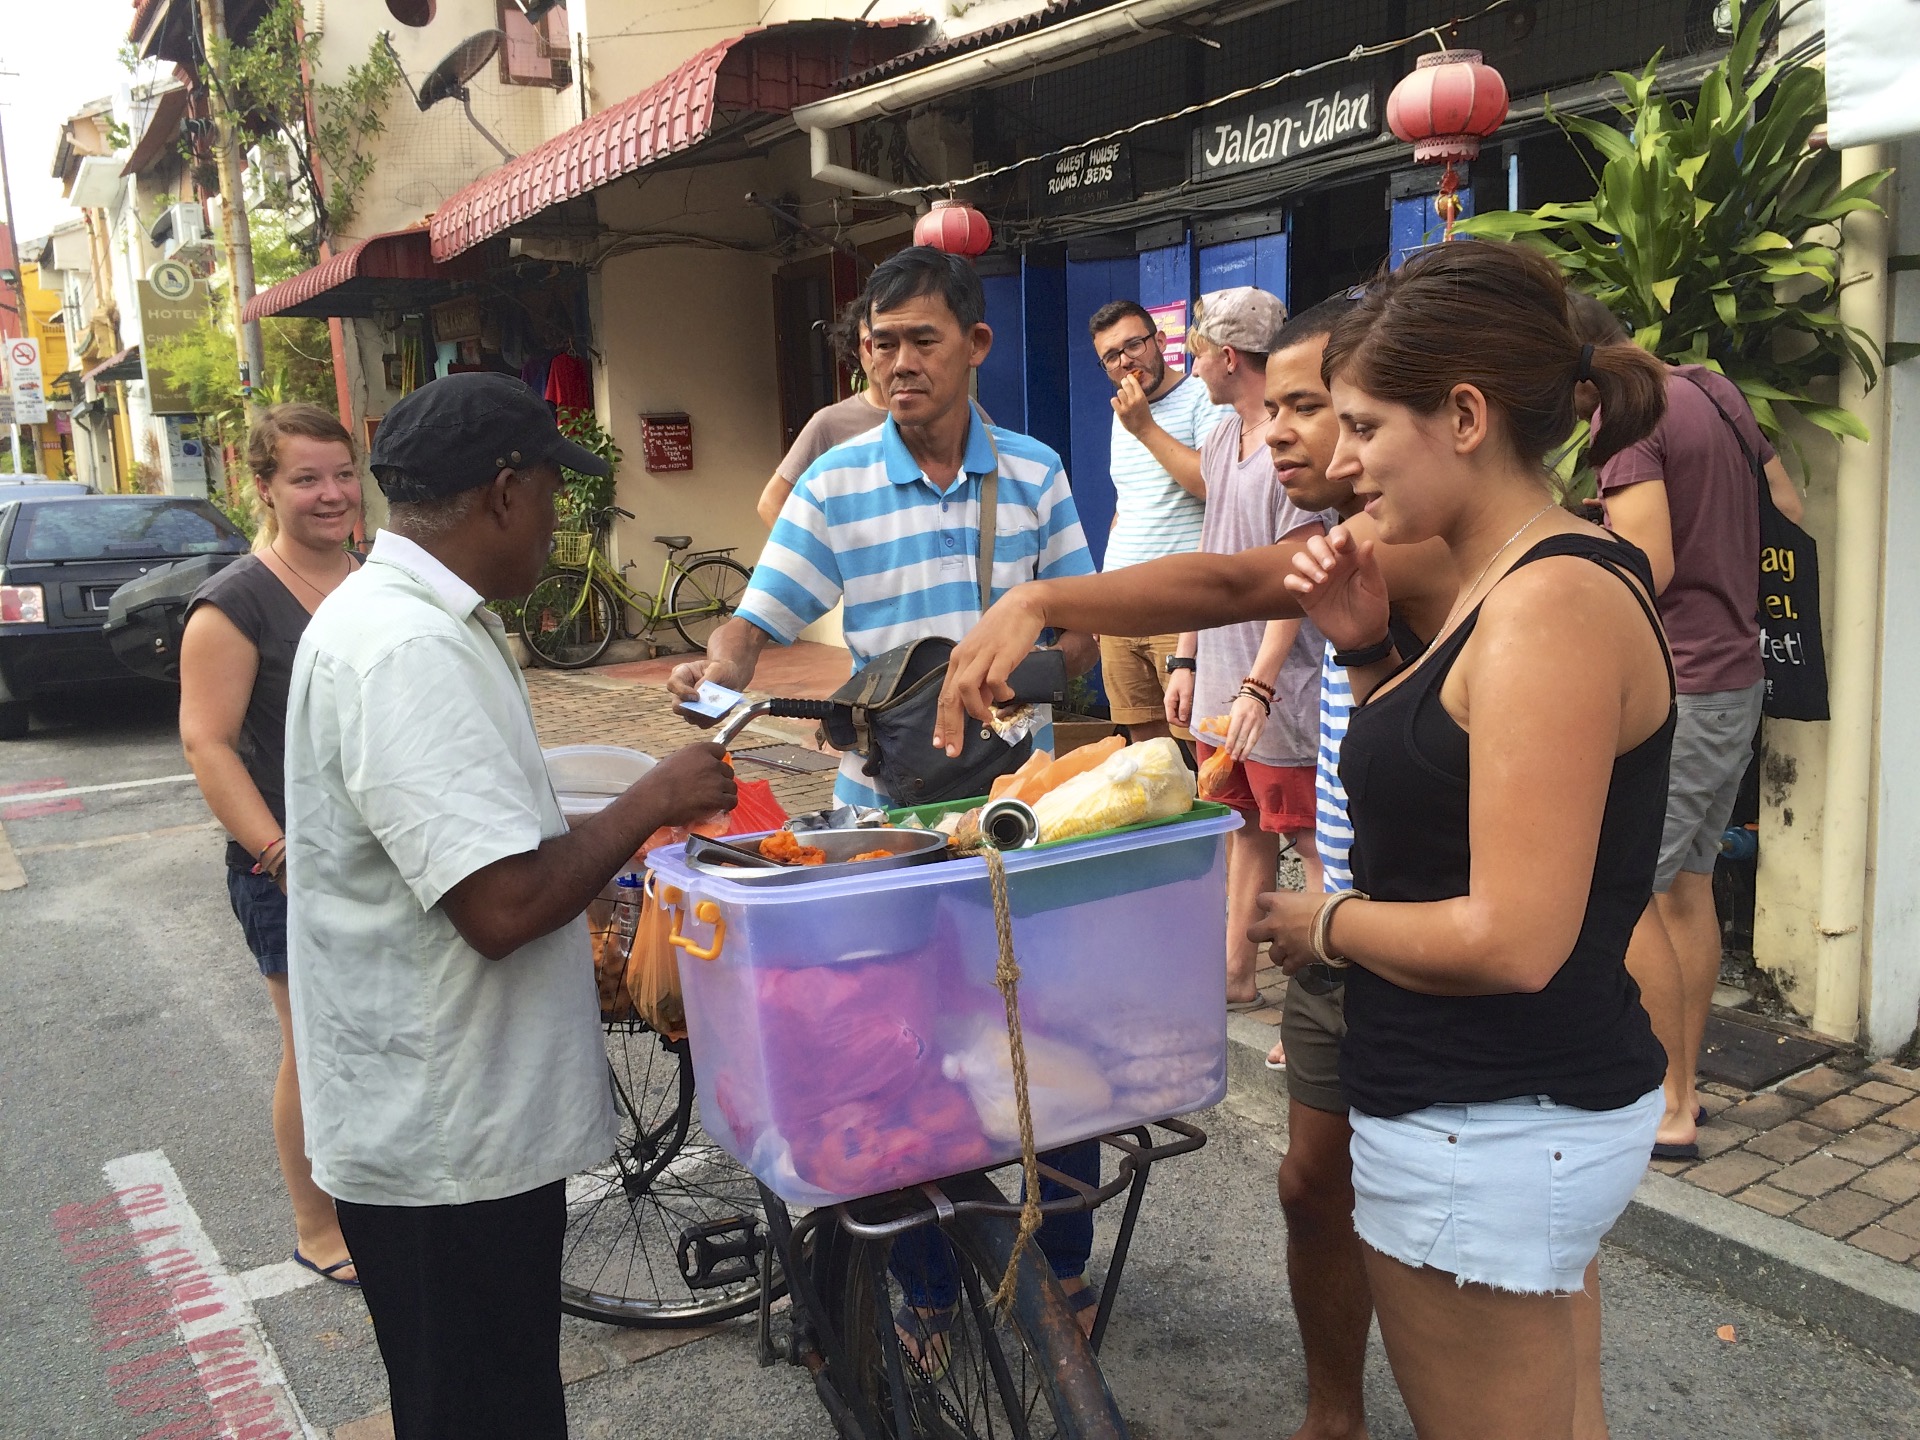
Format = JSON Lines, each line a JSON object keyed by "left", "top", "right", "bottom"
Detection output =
{"left": 13, "top": 498, "right": 251, "bottom": 562}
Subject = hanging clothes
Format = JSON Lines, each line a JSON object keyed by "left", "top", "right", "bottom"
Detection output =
{"left": 545, "top": 353, "right": 591, "bottom": 417}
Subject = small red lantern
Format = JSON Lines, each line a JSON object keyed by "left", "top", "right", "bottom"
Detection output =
{"left": 1386, "top": 48, "right": 1509, "bottom": 240}
{"left": 914, "top": 198, "right": 993, "bottom": 258}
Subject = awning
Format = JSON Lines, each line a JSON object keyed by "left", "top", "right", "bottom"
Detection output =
{"left": 241, "top": 226, "right": 492, "bottom": 323}
{"left": 121, "top": 85, "right": 191, "bottom": 178}
{"left": 428, "top": 18, "right": 927, "bottom": 261}
{"left": 83, "top": 345, "right": 142, "bottom": 385}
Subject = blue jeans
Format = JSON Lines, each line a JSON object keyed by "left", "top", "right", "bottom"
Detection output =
{"left": 889, "top": 1141, "right": 1101, "bottom": 1310}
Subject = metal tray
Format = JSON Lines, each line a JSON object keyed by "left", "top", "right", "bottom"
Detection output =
{"left": 682, "top": 827, "right": 950, "bottom": 886}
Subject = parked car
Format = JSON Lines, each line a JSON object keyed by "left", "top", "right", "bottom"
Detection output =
{"left": 0, "top": 494, "right": 249, "bottom": 739}
{"left": 0, "top": 475, "right": 96, "bottom": 500}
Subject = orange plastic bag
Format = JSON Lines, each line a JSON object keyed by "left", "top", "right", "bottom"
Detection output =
{"left": 1006, "top": 733, "right": 1126, "bottom": 806}
{"left": 1197, "top": 740, "right": 1235, "bottom": 802}
{"left": 721, "top": 777, "right": 789, "bottom": 837}
{"left": 624, "top": 876, "right": 688, "bottom": 1041}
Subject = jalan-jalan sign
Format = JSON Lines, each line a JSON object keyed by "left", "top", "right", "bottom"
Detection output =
{"left": 1191, "top": 84, "right": 1378, "bottom": 182}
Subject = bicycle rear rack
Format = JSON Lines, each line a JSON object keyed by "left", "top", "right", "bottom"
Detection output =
{"left": 765, "top": 1117, "right": 1205, "bottom": 1373}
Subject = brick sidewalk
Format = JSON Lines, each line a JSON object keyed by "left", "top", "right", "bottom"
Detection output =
{"left": 1232, "top": 955, "right": 1920, "bottom": 1273}
{"left": 525, "top": 667, "right": 841, "bottom": 818}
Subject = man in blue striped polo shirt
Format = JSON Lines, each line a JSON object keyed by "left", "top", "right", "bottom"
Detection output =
{"left": 669, "top": 245, "right": 1105, "bottom": 1358}
{"left": 669, "top": 247, "right": 1097, "bottom": 809}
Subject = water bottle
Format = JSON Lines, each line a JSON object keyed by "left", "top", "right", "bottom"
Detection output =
{"left": 611, "top": 872, "right": 646, "bottom": 957}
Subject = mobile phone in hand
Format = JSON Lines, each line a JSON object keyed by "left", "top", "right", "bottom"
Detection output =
{"left": 675, "top": 680, "right": 746, "bottom": 727}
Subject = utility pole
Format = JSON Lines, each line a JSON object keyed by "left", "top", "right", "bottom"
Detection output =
{"left": 0, "top": 100, "right": 28, "bottom": 474}
{"left": 195, "top": 0, "right": 266, "bottom": 419}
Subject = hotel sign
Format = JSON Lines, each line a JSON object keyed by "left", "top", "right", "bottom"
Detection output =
{"left": 1029, "top": 138, "right": 1134, "bottom": 214}
{"left": 1191, "top": 84, "right": 1377, "bottom": 182}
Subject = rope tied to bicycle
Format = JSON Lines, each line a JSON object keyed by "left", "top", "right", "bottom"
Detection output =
{"left": 953, "top": 837, "right": 1044, "bottom": 1314}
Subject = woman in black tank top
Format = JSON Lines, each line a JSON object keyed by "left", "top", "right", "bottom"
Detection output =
{"left": 1248, "top": 243, "right": 1674, "bottom": 1440}
{"left": 179, "top": 406, "right": 364, "bottom": 1287}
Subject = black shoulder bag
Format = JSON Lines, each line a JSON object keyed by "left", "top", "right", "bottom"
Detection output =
{"left": 1679, "top": 372, "right": 1830, "bottom": 723}
{"left": 818, "top": 413, "right": 1068, "bottom": 805}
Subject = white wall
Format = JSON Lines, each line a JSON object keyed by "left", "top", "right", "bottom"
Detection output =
{"left": 1868, "top": 144, "right": 1920, "bottom": 1055}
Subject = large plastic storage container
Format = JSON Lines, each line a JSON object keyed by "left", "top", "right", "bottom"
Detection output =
{"left": 647, "top": 806, "right": 1238, "bottom": 1205}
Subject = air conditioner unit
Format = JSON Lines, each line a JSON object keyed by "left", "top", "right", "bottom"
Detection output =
{"left": 150, "top": 200, "right": 205, "bottom": 251}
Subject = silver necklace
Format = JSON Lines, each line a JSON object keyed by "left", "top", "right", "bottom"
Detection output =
{"left": 1439, "top": 501, "right": 1559, "bottom": 639}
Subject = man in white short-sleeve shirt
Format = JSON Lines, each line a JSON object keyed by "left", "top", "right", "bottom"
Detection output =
{"left": 1088, "top": 299, "right": 1230, "bottom": 743}
{"left": 286, "top": 372, "right": 735, "bottom": 1440}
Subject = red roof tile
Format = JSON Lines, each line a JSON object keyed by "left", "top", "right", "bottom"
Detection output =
{"left": 428, "top": 19, "right": 924, "bottom": 261}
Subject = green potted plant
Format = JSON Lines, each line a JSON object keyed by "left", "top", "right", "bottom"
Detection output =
{"left": 1456, "top": 0, "right": 1889, "bottom": 458}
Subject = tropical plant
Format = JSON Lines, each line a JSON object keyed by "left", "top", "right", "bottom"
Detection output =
{"left": 202, "top": 0, "right": 401, "bottom": 255}
{"left": 556, "top": 409, "right": 624, "bottom": 525}
{"left": 1457, "top": 0, "right": 1890, "bottom": 452}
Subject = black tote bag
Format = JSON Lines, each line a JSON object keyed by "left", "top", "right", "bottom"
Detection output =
{"left": 1680, "top": 373, "right": 1831, "bottom": 722}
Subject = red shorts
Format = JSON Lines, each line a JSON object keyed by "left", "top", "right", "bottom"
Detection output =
{"left": 1194, "top": 742, "right": 1316, "bottom": 834}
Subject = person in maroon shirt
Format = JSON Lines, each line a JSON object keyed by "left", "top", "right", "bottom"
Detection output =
{"left": 1571, "top": 295, "right": 1804, "bottom": 1158}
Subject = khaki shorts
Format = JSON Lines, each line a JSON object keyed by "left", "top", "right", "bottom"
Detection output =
{"left": 1281, "top": 971, "right": 1347, "bottom": 1114}
{"left": 1098, "top": 633, "right": 1191, "bottom": 734}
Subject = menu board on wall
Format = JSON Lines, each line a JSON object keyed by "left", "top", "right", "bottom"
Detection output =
{"left": 641, "top": 413, "right": 694, "bottom": 473}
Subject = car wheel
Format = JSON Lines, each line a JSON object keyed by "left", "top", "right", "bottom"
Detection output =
{"left": 0, "top": 701, "right": 29, "bottom": 741}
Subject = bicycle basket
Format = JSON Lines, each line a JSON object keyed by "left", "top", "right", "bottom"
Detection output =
{"left": 551, "top": 530, "right": 595, "bottom": 567}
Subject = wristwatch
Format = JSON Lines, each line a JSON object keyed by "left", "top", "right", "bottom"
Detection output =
{"left": 1164, "top": 655, "right": 1196, "bottom": 674}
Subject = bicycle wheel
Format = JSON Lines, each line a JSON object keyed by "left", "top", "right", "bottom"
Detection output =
{"left": 668, "top": 556, "right": 753, "bottom": 652}
{"left": 523, "top": 572, "right": 617, "bottom": 669}
{"left": 815, "top": 1173, "right": 1125, "bottom": 1439}
{"left": 561, "top": 1020, "right": 774, "bottom": 1326}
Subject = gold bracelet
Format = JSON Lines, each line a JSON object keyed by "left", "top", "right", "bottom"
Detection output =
{"left": 1310, "top": 889, "right": 1367, "bottom": 967}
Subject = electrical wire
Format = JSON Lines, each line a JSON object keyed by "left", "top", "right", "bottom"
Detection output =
{"left": 857, "top": 0, "right": 1528, "bottom": 200}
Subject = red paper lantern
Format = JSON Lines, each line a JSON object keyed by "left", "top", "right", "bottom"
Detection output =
{"left": 1387, "top": 48, "right": 1509, "bottom": 164}
{"left": 913, "top": 199, "right": 993, "bottom": 258}
{"left": 1386, "top": 48, "right": 1508, "bottom": 240}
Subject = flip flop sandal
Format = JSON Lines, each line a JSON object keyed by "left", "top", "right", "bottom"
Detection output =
{"left": 1227, "top": 998, "right": 1268, "bottom": 1013}
{"left": 893, "top": 1301, "right": 957, "bottom": 1384}
{"left": 293, "top": 1249, "right": 361, "bottom": 1288}
{"left": 1063, "top": 1283, "right": 1101, "bottom": 1331}
{"left": 1651, "top": 1141, "right": 1700, "bottom": 1162}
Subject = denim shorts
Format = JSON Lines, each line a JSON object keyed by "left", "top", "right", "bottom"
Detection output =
{"left": 1349, "top": 1089, "right": 1662, "bottom": 1294}
{"left": 226, "top": 866, "right": 289, "bottom": 977}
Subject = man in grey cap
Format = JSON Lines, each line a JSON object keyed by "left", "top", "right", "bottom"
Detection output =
{"left": 283, "top": 372, "right": 735, "bottom": 1440}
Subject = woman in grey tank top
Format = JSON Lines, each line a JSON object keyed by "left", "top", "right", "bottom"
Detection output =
{"left": 179, "top": 405, "right": 364, "bottom": 1286}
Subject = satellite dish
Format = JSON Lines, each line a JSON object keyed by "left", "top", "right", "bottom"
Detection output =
{"left": 415, "top": 30, "right": 515, "bottom": 163}
{"left": 418, "top": 30, "right": 502, "bottom": 110}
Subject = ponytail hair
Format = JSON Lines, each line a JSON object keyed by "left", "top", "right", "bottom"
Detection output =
{"left": 244, "top": 403, "right": 356, "bottom": 552}
{"left": 1323, "top": 242, "right": 1667, "bottom": 473}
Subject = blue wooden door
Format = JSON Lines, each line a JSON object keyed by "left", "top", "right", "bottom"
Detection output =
{"left": 1197, "top": 232, "right": 1289, "bottom": 305}
{"left": 1063, "top": 254, "right": 1139, "bottom": 569}
{"left": 1390, "top": 185, "right": 1476, "bottom": 269}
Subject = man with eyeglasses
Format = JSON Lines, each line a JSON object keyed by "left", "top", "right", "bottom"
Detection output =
{"left": 1087, "top": 300, "right": 1231, "bottom": 743}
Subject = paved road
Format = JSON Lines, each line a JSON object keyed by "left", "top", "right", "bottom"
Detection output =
{"left": 4, "top": 696, "right": 1918, "bottom": 1438}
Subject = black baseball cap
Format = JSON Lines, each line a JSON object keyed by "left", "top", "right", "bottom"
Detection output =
{"left": 369, "top": 372, "right": 611, "bottom": 503}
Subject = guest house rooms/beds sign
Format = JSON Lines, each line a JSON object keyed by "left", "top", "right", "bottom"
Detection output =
{"left": 1191, "top": 84, "right": 1378, "bottom": 181}
{"left": 1029, "top": 138, "right": 1134, "bottom": 214}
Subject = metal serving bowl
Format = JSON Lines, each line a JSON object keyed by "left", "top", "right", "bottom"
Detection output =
{"left": 682, "top": 827, "right": 951, "bottom": 886}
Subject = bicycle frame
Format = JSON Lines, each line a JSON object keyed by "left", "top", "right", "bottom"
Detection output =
{"left": 755, "top": 1118, "right": 1206, "bottom": 1436}
{"left": 571, "top": 525, "right": 738, "bottom": 632}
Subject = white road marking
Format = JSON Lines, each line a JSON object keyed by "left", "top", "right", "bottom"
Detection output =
{"left": 0, "top": 821, "right": 24, "bottom": 892}
{"left": 15, "top": 818, "right": 221, "bottom": 856}
{"left": 15, "top": 772, "right": 198, "bottom": 801}
{"left": 101, "top": 1150, "right": 323, "bottom": 1440}
{"left": 234, "top": 1259, "right": 323, "bottom": 1302}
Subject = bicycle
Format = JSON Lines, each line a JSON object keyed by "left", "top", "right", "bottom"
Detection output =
{"left": 522, "top": 505, "right": 752, "bottom": 668}
{"left": 563, "top": 898, "right": 1205, "bottom": 1436}
{"left": 561, "top": 992, "right": 1205, "bottom": 1437}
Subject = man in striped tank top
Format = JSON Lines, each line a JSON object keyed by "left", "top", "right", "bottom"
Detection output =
{"left": 937, "top": 295, "right": 1457, "bottom": 1439}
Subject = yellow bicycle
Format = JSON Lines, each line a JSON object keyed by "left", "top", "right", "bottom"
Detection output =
{"left": 521, "top": 506, "right": 752, "bottom": 668}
